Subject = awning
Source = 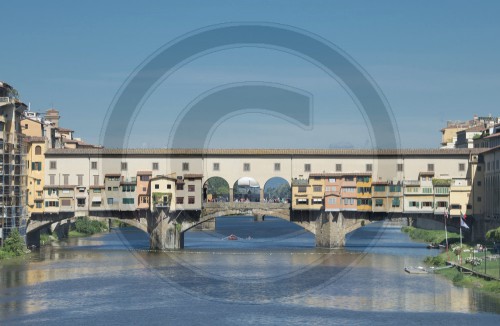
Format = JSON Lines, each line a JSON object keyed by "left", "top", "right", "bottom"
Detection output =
{"left": 92, "top": 197, "right": 102, "bottom": 202}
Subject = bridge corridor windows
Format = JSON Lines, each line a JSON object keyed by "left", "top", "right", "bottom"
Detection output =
{"left": 264, "top": 177, "right": 290, "bottom": 203}
{"left": 234, "top": 177, "right": 260, "bottom": 202}
{"left": 204, "top": 177, "right": 230, "bottom": 202}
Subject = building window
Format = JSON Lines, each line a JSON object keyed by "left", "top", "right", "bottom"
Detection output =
{"left": 176, "top": 197, "right": 184, "bottom": 204}
{"left": 427, "top": 164, "right": 434, "bottom": 172}
{"left": 296, "top": 198, "right": 308, "bottom": 205}
{"left": 409, "top": 201, "right": 419, "bottom": 208}
{"left": 374, "top": 185, "right": 386, "bottom": 192}
{"left": 422, "top": 202, "right": 433, "bottom": 208}
{"left": 298, "top": 186, "right": 307, "bottom": 193}
{"left": 188, "top": 185, "right": 195, "bottom": 192}
{"left": 477, "top": 180, "right": 482, "bottom": 186}
{"left": 304, "top": 164, "right": 311, "bottom": 172}
{"left": 397, "top": 163, "right": 404, "bottom": 172}
{"left": 336, "top": 164, "right": 342, "bottom": 172}
{"left": 487, "top": 162, "right": 490, "bottom": 171}
{"left": 93, "top": 175, "right": 99, "bottom": 186}
{"left": 244, "top": 163, "right": 250, "bottom": 171}
{"left": 366, "top": 164, "right": 372, "bottom": 172}
{"left": 107, "top": 198, "right": 114, "bottom": 205}
{"left": 49, "top": 174, "right": 55, "bottom": 185}
{"left": 213, "top": 163, "right": 220, "bottom": 171}
{"left": 93, "top": 188, "right": 101, "bottom": 193}
{"left": 91, "top": 161, "right": 97, "bottom": 169}
{"left": 50, "top": 161, "right": 57, "bottom": 169}
{"left": 176, "top": 184, "right": 184, "bottom": 190}
{"left": 35, "top": 145, "right": 42, "bottom": 155}
{"left": 61, "top": 199, "right": 71, "bottom": 207}
{"left": 152, "top": 162, "right": 159, "bottom": 170}
{"left": 477, "top": 196, "right": 482, "bottom": 202}
{"left": 45, "top": 201, "right": 59, "bottom": 207}
{"left": 31, "top": 162, "right": 42, "bottom": 171}
{"left": 436, "top": 201, "right": 448, "bottom": 208}
{"left": 36, "top": 179, "right": 41, "bottom": 185}
{"left": 167, "top": 184, "right": 171, "bottom": 189}
{"left": 182, "top": 162, "right": 189, "bottom": 171}
{"left": 35, "top": 202, "right": 42, "bottom": 209}
{"left": 477, "top": 165, "right": 482, "bottom": 171}
{"left": 422, "top": 187, "right": 432, "bottom": 194}
{"left": 327, "top": 197, "right": 336, "bottom": 205}
{"left": 375, "top": 199, "right": 383, "bottom": 207}
{"left": 459, "top": 163, "right": 465, "bottom": 171}
{"left": 63, "top": 174, "right": 69, "bottom": 185}
{"left": 77, "top": 198, "right": 86, "bottom": 207}
{"left": 155, "top": 184, "right": 159, "bottom": 189}
{"left": 188, "top": 196, "right": 195, "bottom": 204}
{"left": 313, "top": 185, "right": 322, "bottom": 192}
{"left": 140, "top": 175, "right": 150, "bottom": 181}
{"left": 392, "top": 198, "right": 400, "bottom": 207}
{"left": 122, "top": 198, "right": 134, "bottom": 204}
{"left": 328, "top": 178, "right": 336, "bottom": 183}
{"left": 121, "top": 162, "right": 127, "bottom": 171}
{"left": 274, "top": 163, "right": 280, "bottom": 171}
{"left": 122, "top": 185, "right": 136, "bottom": 192}
{"left": 139, "top": 196, "right": 149, "bottom": 204}
{"left": 77, "top": 174, "right": 83, "bottom": 185}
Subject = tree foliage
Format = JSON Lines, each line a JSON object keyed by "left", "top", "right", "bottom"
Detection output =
{"left": 486, "top": 226, "right": 500, "bottom": 242}
{"left": 206, "top": 177, "right": 229, "bottom": 197}
{"left": 3, "top": 229, "right": 25, "bottom": 256}
{"left": 74, "top": 217, "right": 108, "bottom": 235}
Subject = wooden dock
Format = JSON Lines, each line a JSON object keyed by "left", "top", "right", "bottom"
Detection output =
{"left": 446, "top": 261, "right": 500, "bottom": 281}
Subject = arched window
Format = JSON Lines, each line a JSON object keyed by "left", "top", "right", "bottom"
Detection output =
{"left": 35, "top": 145, "right": 42, "bottom": 155}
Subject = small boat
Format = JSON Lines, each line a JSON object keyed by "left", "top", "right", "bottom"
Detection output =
{"left": 427, "top": 243, "right": 440, "bottom": 249}
{"left": 227, "top": 234, "right": 238, "bottom": 241}
{"left": 404, "top": 266, "right": 428, "bottom": 274}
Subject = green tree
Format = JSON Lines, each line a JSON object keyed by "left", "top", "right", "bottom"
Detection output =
{"left": 486, "top": 226, "right": 500, "bottom": 242}
{"left": 206, "top": 177, "right": 229, "bottom": 198}
{"left": 3, "top": 229, "right": 25, "bottom": 256}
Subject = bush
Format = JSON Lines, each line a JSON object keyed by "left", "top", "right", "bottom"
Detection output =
{"left": 74, "top": 217, "right": 108, "bottom": 235}
{"left": 3, "top": 229, "right": 25, "bottom": 257}
{"left": 486, "top": 227, "right": 500, "bottom": 242}
{"left": 424, "top": 255, "right": 446, "bottom": 267}
{"left": 452, "top": 271, "right": 464, "bottom": 283}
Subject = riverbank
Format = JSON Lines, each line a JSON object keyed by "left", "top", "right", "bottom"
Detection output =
{"left": 402, "top": 226, "right": 500, "bottom": 296}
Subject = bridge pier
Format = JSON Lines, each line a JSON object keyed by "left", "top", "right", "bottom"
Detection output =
{"left": 51, "top": 219, "right": 70, "bottom": 239}
{"left": 148, "top": 208, "right": 184, "bottom": 250}
{"left": 253, "top": 214, "right": 265, "bottom": 222}
{"left": 315, "top": 211, "right": 346, "bottom": 248}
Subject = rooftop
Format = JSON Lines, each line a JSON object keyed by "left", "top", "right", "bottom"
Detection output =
{"left": 45, "top": 148, "right": 488, "bottom": 157}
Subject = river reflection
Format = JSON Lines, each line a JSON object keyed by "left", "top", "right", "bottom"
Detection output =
{"left": 1, "top": 218, "right": 499, "bottom": 325}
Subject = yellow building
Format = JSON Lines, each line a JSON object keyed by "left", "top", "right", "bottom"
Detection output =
{"left": 356, "top": 174, "right": 372, "bottom": 211}
{"left": 26, "top": 137, "right": 46, "bottom": 216}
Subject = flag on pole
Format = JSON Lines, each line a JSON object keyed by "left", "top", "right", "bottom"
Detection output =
{"left": 460, "top": 214, "right": 470, "bottom": 229}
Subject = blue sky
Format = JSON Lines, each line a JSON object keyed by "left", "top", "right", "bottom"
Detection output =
{"left": 2, "top": 1, "right": 499, "bottom": 149}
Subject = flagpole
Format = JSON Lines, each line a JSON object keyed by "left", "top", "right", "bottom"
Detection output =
{"left": 460, "top": 226, "right": 462, "bottom": 265}
{"left": 444, "top": 211, "right": 449, "bottom": 260}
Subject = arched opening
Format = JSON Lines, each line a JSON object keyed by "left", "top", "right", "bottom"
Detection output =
{"left": 35, "top": 145, "right": 42, "bottom": 155}
{"left": 233, "top": 177, "right": 260, "bottom": 202}
{"left": 263, "top": 177, "right": 291, "bottom": 203}
{"left": 203, "top": 177, "right": 230, "bottom": 202}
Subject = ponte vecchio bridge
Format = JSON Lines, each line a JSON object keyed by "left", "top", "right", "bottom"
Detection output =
{"left": 26, "top": 148, "right": 483, "bottom": 249}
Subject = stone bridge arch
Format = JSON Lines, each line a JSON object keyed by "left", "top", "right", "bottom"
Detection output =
{"left": 180, "top": 202, "right": 316, "bottom": 234}
{"left": 263, "top": 177, "right": 291, "bottom": 202}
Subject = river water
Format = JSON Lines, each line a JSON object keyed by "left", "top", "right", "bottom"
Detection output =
{"left": 1, "top": 217, "right": 499, "bottom": 325}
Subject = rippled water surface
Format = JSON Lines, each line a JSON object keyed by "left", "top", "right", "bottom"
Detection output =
{"left": 1, "top": 217, "right": 499, "bottom": 325}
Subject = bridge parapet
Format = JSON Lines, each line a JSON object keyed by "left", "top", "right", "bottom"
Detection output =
{"left": 203, "top": 202, "right": 290, "bottom": 210}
